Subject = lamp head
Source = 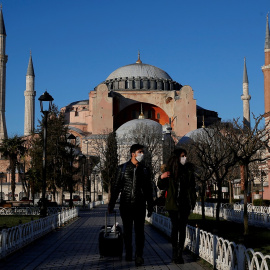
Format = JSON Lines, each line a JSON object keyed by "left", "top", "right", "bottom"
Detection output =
{"left": 38, "top": 91, "right": 54, "bottom": 113}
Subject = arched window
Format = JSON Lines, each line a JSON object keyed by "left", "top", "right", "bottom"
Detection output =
{"left": 75, "top": 108, "right": 79, "bottom": 116}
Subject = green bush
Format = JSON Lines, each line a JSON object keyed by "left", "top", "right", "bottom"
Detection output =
{"left": 253, "top": 199, "right": 270, "bottom": 206}
{"left": 204, "top": 198, "right": 229, "bottom": 204}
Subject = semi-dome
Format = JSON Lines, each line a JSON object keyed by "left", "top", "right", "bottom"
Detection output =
{"left": 177, "top": 128, "right": 212, "bottom": 145}
{"left": 116, "top": 119, "right": 162, "bottom": 139}
{"left": 106, "top": 63, "right": 172, "bottom": 81}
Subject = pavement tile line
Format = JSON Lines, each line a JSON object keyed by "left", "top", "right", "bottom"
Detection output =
{"left": 0, "top": 205, "right": 211, "bottom": 270}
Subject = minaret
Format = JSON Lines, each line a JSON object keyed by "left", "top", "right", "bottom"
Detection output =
{"left": 262, "top": 14, "right": 270, "bottom": 122}
{"left": 24, "top": 52, "right": 36, "bottom": 136}
{"left": 0, "top": 7, "right": 8, "bottom": 140}
{"left": 241, "top": 57, "right": 251, "bottom": 128}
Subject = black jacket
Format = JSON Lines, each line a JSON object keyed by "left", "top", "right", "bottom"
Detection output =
{"left": 157, "top": 162, "right": 197, "bottom": 212}
{"left": 109, "top": 160, "right": 153, "bottom": 210}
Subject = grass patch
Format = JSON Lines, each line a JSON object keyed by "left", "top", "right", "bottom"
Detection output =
{"left": 0, "top": 215, "right": 39, "bottom": 228}
{"left": 188, "top": 213, "right": 270, "bottom": 255}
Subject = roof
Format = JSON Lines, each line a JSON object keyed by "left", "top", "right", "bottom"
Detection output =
{"left": 26, "top": 54, "right": 35, "bottom": 77}
{"left": 106, "top": 62, "right": 172, "bottom": 81}
{"left": 0, "top": 9, "right": 6, "bottom": 36}
{"left": 66, "top": 100, "right": 89, "bottom": 107}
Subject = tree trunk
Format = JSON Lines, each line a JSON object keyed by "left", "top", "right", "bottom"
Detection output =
{"left": 201, "top": 183, "right": 206, "bottom": 220}
{"left": 229, "top": 180, "right": 233, "bottom": 204}
{"left": 216, "top": 179, "right": 222, "bottom": 223}
{"left": 10, "top": 158, "right": 16, "bottom": 201}
{"left": 243, "top": 164, "right": 249, "bottom": 235}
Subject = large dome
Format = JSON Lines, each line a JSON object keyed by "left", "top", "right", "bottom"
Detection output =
{"left": 106, "top": 63, "right": 172, "bottom": 81}
{"left": 103, "top": 57, "right": 182, "bottom": 91}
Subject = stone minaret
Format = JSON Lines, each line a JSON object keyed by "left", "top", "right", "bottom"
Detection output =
{"left": 262, "top": 14, "right": 270, "bottom": 122}
{"left": 241, "top": 57, "right": 251, "bottom": 128}
{"left": 0, "top": 7, "right": 8, "bottom": 140}
{"left": 24, "top": 53, "right": 36, "bottom": 136}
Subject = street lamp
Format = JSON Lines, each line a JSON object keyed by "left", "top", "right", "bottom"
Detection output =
{"left": 83, "top": 140, "right": 91, "bottom": 202}
{"left": 38, "top": 91, "right": 54, "bottom": 218}
{"left": 67, "top": 133, "right": 76, "bottom": 207}
{"left": 80, "top": 154, "right": 86, "bottom": 208}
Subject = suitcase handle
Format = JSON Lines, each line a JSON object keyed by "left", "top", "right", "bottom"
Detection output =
{"left": 105, "top": 211, "right": 117, "bottom": 234}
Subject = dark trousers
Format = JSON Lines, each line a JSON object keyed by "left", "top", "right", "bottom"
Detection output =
{"left": 120, "top": 205, "right": 146, "bottom": 257}
{"left": 168, "top": 209, "right": 189, "bottom": 250}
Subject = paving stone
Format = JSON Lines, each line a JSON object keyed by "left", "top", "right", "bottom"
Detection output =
{"left": 0, "top": 205, "right": 211, "bottom": 270}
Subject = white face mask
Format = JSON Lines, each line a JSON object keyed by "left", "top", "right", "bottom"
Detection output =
{"left": 135, "top": 153, "right": 144, "bottom": 162}
{"left": 180, "top": 156, "right": 187, "bottom": 165}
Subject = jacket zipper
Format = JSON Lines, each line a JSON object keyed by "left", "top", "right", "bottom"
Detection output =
{"left": 131, "top": 168, "right": 136, "bottom": 200}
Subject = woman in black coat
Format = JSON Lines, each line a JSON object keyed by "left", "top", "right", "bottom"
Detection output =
{"left": 158, "top": 148, "right": 197, "bottom": 264}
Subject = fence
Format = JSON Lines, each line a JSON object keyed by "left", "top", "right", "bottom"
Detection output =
{"left": 146, "top": 212, "right": 270, "bottom": 270}
{"left": 193, "top": 203, "right": 270, "bottom": 228}
{"left": 0, "top": 207, "right": 78, "bottom": 259}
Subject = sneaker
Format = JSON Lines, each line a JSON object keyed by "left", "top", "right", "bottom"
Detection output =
{"left": 135, "top": 256, "right": 144, "bottom": 266}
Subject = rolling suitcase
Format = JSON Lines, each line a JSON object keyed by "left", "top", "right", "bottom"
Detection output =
{"left": 99, "top": 211, "right": 123, "bottom": 259}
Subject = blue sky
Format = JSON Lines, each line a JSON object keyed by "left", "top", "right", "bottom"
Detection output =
{"left": 2, "top": 0, "right": 270, "bottom": 136}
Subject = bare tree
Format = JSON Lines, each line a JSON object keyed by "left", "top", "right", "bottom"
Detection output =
{"left": 218, "top": 115, "right": 270, "bottom": 235}
{"left": 121, "top": 123, "right": 163, "bottom": 185}
{"left": 181, "top": 123, "right": 235, "bottom": 224}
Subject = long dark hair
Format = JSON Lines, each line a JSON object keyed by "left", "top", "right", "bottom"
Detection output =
{"left": 167, "top": 148, "right": 187, "bottom": 182}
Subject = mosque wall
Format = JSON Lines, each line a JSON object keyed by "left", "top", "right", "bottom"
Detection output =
{"left": 173, "top": 86, "right": 197, "bottom": 136}
{"left": 89, "top": 84, "right": 113, "bottom": 134}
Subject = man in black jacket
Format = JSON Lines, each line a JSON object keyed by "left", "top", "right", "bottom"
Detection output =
{"left": 108, "top": 144, "right": 153, "bottom": 266}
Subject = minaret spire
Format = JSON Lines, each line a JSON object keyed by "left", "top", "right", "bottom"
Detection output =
{"left": 262, "top": 13, "right": 270, "bottom": 121}
{"left": 0, "top": 7, "right": 8, "bottom": 140}
{"left": 24, "top": 52, "right": 36, "bottom": 136}
{"left": 241, "top": 57, "right": 251, "bottom": 128}
{"left": 265, "top": 13, "right": 270, "bottom": 50}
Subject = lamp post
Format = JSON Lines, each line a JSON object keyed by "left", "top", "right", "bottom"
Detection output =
{"left": 38, "top": 91, "right": 54, "bottom": 218}
{"left": 84, "top": 140, "right": 90, "bottom": 202}
{"left": 80, "top": 154, "right": 86, "bottom": 208}
{"left": 0, "top": 172, "right": 3, "bottom": 203}
{"left": 93, "top": 173, "right": 96, "bottom": 202}
{"left": 67, "top": 133, "right": 76, "bottom": 207}
{"left": 261, "top": 170, "right": 266, "bottom": 202}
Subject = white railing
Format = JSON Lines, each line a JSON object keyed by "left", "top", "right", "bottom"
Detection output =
{"left": 146, "top": 212, "right": 270, "bottom": 270}
{"left": 0, "top": 206, "right": 71, "bottom": 216}
{"left": 192, "top": 203, "right": 270, "bottom": 228}
{"left": 0, "top": 207, "right": 79, "bottom": 259}
{"left": 89, "top": 200, "right": 103, "bottom": 209}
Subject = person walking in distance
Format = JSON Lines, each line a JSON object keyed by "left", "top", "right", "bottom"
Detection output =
{"left": 158, "top": 148, "right": 197, "bottom": 264}
{"left": 108, "top": 144, "right": 153, "bottom": 266}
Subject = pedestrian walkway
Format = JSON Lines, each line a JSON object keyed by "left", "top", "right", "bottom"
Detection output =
{"left": 0, "top": 205, "right": 211, "bottom": 270}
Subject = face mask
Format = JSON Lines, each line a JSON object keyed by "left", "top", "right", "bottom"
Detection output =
{"left": 180, "top": 157, "right": 187, "bottom": 165}
{"left": 135, "top": 153, "right": 144, "bottom": 162}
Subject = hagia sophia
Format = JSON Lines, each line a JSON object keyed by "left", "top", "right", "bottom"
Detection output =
{"left": 0, "top": 7, "right": 269, "bottom": 204}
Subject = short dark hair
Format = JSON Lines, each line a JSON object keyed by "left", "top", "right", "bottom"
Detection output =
{"left": 130, "top": 144, "right": 144, "bottom": 154}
